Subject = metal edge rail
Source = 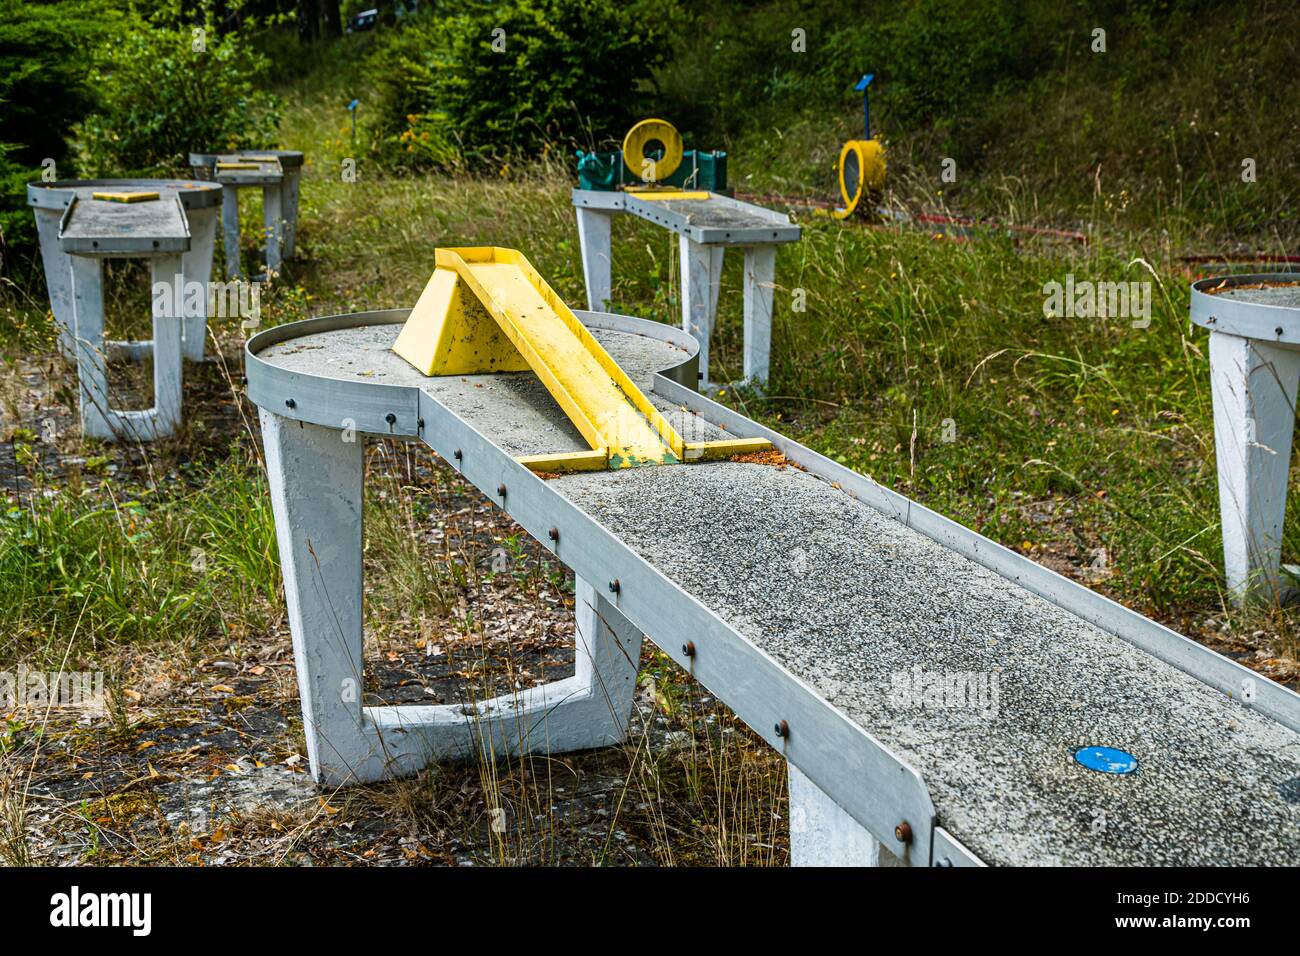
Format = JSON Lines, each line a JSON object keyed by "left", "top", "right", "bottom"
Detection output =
{"left": 189, "top": 149, "right": 305, "bottom": 170}
{"left": 247, "top": 305, "right": 1300, "bottom": 862}
{"left": 572, "top": 188, "right": 803, "bottom": 245}
{"left": 246, "top": 308, "right": 940, "bottom": 864}
{"left": 651, "top": 373, "right": 1300, "bottom": 735}
{"left": 26, "top": 179, "right": 223, "bottom": 212}
{"left": 1190, "top": 272, "right": 1300, "bottom": 344}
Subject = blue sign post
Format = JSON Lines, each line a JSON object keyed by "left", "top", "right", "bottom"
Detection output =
{"left": 347, "top": 99, "right": 360, "bottom": 151}
{"left": 855, "top": 73, "right": 874, "bottom": 140}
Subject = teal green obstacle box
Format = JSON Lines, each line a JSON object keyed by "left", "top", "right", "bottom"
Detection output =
{"left": 576, "top": 118, "right": 728, "bottom": 192}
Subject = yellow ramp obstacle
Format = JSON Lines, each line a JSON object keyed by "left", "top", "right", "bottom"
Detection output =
{"left": 393, "top": 247, "right": 769, "bottom": 472}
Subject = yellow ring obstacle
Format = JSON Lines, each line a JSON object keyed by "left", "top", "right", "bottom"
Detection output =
{"left": 835, "top": 139, "right": 886, "bottom": 219}
{"left": 623, "top": 118, "right": 683, "bottom": 183}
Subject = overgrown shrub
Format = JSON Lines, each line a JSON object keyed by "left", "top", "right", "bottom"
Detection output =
{"left": 0, "top": 0, "right": 119, "bottom": 261}
{"left": 655, "top": 0, "right": 1034, "bottom": 156}
{"left": 77, "top": 15, "right": 281, "bottom": 176}
{"left": 369, "top": 0, "right": 675, "bottom": 170}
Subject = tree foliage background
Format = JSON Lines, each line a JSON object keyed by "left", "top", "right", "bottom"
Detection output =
{"left": 3, "top": 0, "right": 1297, "bottom": 265}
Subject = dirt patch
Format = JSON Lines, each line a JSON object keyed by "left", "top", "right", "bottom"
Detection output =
{"left": 728, "top": 449, "right": 789, "bottom": 468}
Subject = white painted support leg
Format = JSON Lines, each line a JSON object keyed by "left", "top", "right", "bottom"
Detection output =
{"left": 147, "top": 254, "right": 185, "bottom": 436}
{"left": 260, "top": 410, "right": 645, "bottom": 786}
{"left": 262, "top": 183, "right": 284, "bottom": 279}
{"left": 788, "top": 763, "right": 899, "bottom": 866}
{"left": 260, "top": 411, "right": 368, "bottom": 783}
{"left": 576, "top": 206, "right": 613, "bottom": 311}
{"left": 708, "top": 246, "right": 725, "bottom": 324}
{"left": 69, "top": 253, "right": 185, "bottom": 441}
{"left": 221, "top": 186, "right": 242, "bottom": 280}
{"left": 680, "top": 236, "right": 717, "bottom": 387}
{"left": 33, "top": 204, "right": 76, "bottom": 360}
{"left": 570, "top": 578, "right": 643, "bottom": 740}
{"left": 1209, "top": 330, "right": 1300, "bottom": 603}
{"left": 180, "top": 205, "right": 218, "bottom": 362}
{"left": 281, "top": 167, "right": 302, "bottom": 259}
{"left": 742, "top": 246, "right": 776, "bottom": 387}
{"left": 69, "top": 255, "right": 110, "bottom": 438}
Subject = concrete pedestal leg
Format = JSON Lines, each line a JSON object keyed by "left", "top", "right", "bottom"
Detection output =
{"left": 260, "top": 411, "right": 368, "bottom": 783}
{"left": 708, "top": 246, "right": 724, "bottom": 324}
{"left": 262, "top": 183, "right": 284, "bottom": 278}
{"left": 571, "top": 577, "right": 643, "bottom": 740}
{"left": 69, "top": 253, "right": 184, "bottom": 441}
{"left": 680, "top": 236, "right": 723, "bottom": 387}
{"left": 69, "top": 255, "right": 109, "bottom": 437}
{"left": 180, "top": 205, "right": 218, "bottom": 362}
{"left": 1209, "top": 330, "right": 1300, "bottom": 603}
{"left": 576, "top": 207, "right": 613, "bottom": 312}
{"left": 221, "top": 186, "right": 242, "bottom": 280}
{"left": 260, "top": 411, "right": 645, "bottom": 786}
{"left": 281, "top": 167, "right": 302, "bottom": 259}
{"left": 33, "top": 204, "right": 76, "bottom": 360}
{"left": 788, "top": 763, "right": 898, "bottom": 866}
{"left": 742, "top": 246, "right": 776, "bottom": 387}
{"left": 147, "top": 254, "right": 185, "bottom": 437}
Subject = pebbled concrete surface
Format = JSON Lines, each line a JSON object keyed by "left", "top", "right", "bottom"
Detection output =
{"left": 647, "top": 197, "right": 788, "bottom": 232}
{"left": 61, "top": 195, "right": 190, "bottom": 246}
{"left": 1217, "top": 283, "right": 1300, "bottom": 310}
{"left": 557, "top": 463, "right": 1300, "bottom": 866}
{"left": 258, "top": 320, "right": 1300, "bottom": 865}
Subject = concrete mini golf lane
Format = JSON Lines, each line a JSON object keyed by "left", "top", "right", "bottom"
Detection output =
{"left": 259, "top": 319, "right": 1300, "bottom": 866}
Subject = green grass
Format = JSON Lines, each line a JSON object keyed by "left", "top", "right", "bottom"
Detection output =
{"left": 0, "top": 451, "right": 280, "bottom": 664}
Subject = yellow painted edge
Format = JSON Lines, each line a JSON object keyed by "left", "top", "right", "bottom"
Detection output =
{"left": 628, "top": 190, "right": 710, "bottom": 201}
{"left": 91, "top": 191, "right": 160, "bottom": 203}
{"left": 217, "top": 162, "right": 261, "bottom": 170}
{"left": 684, "top": 437, "right": 772, "bottom": 461}
{"left": 517, "top": 449, "right": 609, "bottom": 473}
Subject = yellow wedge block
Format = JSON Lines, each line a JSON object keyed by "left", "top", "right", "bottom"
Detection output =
{"left": 452, "top": 247, "right": 682, "bottom": 467}
{"left": 684, "top": 437, "right": 773, "bottom": 461}
{"left": 394, "top": 247, "right": 686, "bottom": 467}
{"left": 392, "top": 245, "right": 773, "bottom": 471}
{"left": 391, "top": 267, "right": 531, "bottom": 375}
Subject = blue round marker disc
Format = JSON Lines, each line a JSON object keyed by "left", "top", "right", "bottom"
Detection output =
{"left": 1074, "top": 746, "right": 1138, "bottom": 775}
